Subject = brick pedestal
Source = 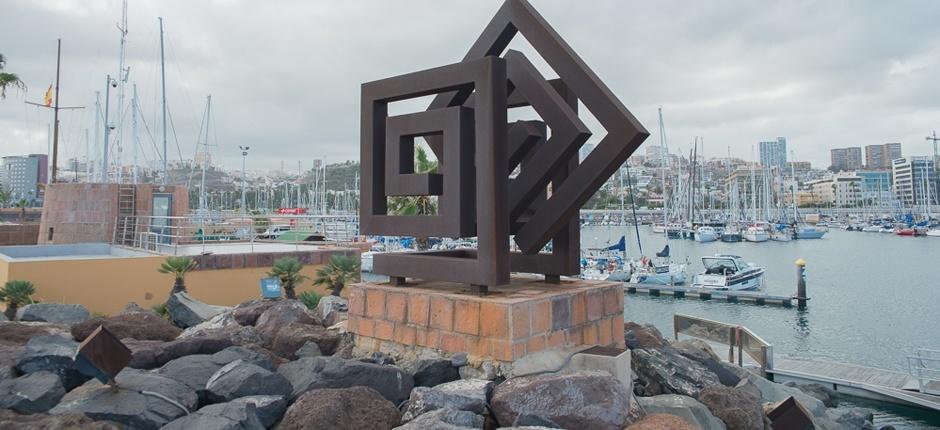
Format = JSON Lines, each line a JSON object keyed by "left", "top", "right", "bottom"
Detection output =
{"left": 347, "top": 276, "right": 624, "bottom": 363}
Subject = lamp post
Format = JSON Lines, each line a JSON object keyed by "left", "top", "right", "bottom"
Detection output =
{"left": 239, "top": 146, "right": 250, "bottom": 215}
{"left": 103, "top": 75, "right": 117, "bottom": 183}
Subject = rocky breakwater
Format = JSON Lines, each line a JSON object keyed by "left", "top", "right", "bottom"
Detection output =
{"left": 625, "top": 322, "right": 878, "bottom": 430}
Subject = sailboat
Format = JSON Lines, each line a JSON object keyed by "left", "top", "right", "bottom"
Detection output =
{"left": 629, "top": 244, "right": 688, "bottom": 285}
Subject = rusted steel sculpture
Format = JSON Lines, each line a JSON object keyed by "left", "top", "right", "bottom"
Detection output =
{"left": 360, "top": 0, "right": 649, "bottom": 293}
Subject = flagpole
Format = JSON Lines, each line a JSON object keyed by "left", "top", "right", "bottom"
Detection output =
{"left": 51, "top": 38, "right": 61, "bottom": 183}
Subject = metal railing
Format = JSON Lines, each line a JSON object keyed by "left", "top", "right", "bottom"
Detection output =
{"left": 113, "top": 213, "right": 361, "bottom": 255}
{"left": 908, "top": 348, "right": 940, "bottom": 395}
{"left": 673, "top": 313, "right": 774, "bottom": 376}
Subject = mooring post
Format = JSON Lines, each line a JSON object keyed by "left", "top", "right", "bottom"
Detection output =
{"left": 795, "top": 258, "right": 807, "bottom": 310}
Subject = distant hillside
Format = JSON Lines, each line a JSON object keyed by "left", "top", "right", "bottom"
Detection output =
{"left": 301, "top": 160, "right": 360, "bottom": 192}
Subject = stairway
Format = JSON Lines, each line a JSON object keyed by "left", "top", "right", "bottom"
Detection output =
{"left": 115, "top": 185, "right": 137, "bottom": 246}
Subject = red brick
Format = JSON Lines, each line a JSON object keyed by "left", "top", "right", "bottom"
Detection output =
{"left": 346, "top": 315, "right": 359, "bottom": 333}
{"left": 598, "top": 317, "right": 613, "bottom": 346}
{"left": 530, "top": 300, "right": 551, "bottom": 335}
{"left": 493, "top": 340, "right": 516, "bottom": 361}
{"left": 440, "top": 332, "right": 467, "bottom": 353}
{"left": 415, "top": 327, "right": 429, "bottom": 347}
{"left": 565, "top": 327, "right": 583, "bottom": 345}
{"left": 429, "top": 296, "right": 455, "bottom": 331}
{"left": 583, "top": 323, "right": 599, "bottom": 345}
{"left": 586, "top": 290, "right": 604, "bottom": 320}
{"left": 394, "top": 324, "right": 417, "bottom": 345}
{"left": 425, "top": 329, "right": 441, "bottom": 349}
{"left": 570, "top": 293, "right": 587, "bottom": 325}
{"left": 468, "top": 337, "right": 490, "bottom": 357}
{"left": 547, "top": 330, "right": 566, "bottom": 349}
{"left": 386, "top": 292, "right": 407, "bottom": 323}
{"left": 348, "top": 289, "right": 365, "bottom": 316}
{"left": 454, "top": 300, "right": 480, "bottom": 335}
{"left": 612, "top": 314, "right": 625, "bottom": 347}
{"left": 604, "top": 288, "right": 620, "bottom": 316}
{"left": 510, "top": 303, "right": 530, "bottom": 340}
{"left": 358, "top": 318, "right": 375, "bottom": 338}
{"left": 374, "top": 320, "right": 394, "bottom": 341}
{"left": 366, "top": 289, "right": 386, "bottom": 319}
{"left": 526, "top": 335, "right": 547, "bottom": 354}
{"left": 479, "top": 302, "right": 509, "bottom": 339}
{"left": 408, "top": 294, "right": 430, "bottom": 326}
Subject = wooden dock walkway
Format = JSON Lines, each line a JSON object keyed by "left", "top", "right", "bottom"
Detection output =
{"left": 769, "top": 357, "right": 940, "bottom": 411}
{"left": 624, "top": 283, "right": 795, "bottom": 307}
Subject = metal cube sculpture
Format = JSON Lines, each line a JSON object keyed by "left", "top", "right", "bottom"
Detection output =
{"left": 361, "top": 0, "right": 649, "bottom": 291}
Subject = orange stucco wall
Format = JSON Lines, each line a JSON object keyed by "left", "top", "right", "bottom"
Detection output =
{"left": 2, "top": 256, "right": 333, "bottom": 315}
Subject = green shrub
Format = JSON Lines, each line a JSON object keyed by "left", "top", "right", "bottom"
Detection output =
{"left": 298, "top": 291, "right": 321, "bottom": 310}
{"left": 0, "top": 280, "right": 36, "bottom": 320}
{"left": 151, "top": 303, "right": 169, "bottom": 318}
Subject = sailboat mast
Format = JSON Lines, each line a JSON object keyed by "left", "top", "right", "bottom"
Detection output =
{"left": 658, "top": 107, "right": 668, "bottom": 233}
{"left": 132, "top": 84, "right": 139, "bottom": 184}
{"left": 115, "top": 0, "right": 128, "bottom": 184}
{"left": 159, "top": 17, "right": 168, "bottom": 184}
{"left": 199, "top": 95, "right": 211, "bottom": 212}
{"left": 51, "top": 39, "right": 62, "bottom": 183}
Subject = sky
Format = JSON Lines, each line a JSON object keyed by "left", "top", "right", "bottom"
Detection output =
{"left": 0, "top": 0, "right": 938, "bottom": 172}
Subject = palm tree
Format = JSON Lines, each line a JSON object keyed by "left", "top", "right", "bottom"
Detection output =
{"left": 313, "top": 255, "right": 360, "bottom": 296}
{"left": 157, "top": 256, "right": 198, "bottom": 296}
{"left": 268, "top": 256, "right": 307, "bottom": 300}
{"left": 0, "top": 280, "right": 36, "bottom": 320}
{"left": 0, "top": 54, "right": 26, "bottom": 100}
{"left": 13, "top": 198, "right": 28, "bottom": 223}
{"left": 0, "top": 188, "right": 11, "bottom": 208}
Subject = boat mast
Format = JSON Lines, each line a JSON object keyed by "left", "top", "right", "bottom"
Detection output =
{"left": 199, "top": 95, "right": 211, "bottom": 213}
{"left": 115, "top": 0, "right": 128, "bottom": 184}
{"left": 658, "top": 107, "right": 668, "bottom": 234}
{"left": 750, "top": 146, "right": 757, "bottom": 222}
{"left": 132, "top": 84, "right": 139, "bottom": 184}
{"left": 159, "top": 17, "right": 168, "bottom": 185}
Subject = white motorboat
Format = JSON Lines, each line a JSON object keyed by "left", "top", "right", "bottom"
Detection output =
{"left": 861, "top": 225, "right": 882, "bottom": 233}
{"left": 629, "top": 262, "right": 688, "bottom": 285}
{"left": 927, "top": 229, "right": 940, "bottom": 237}
{"left": 694, "top": 226, "right": 719, "bottom": 243}
{"left": 743, "top": 226, "right": 769, "bottom": 242}
{"left": 794, "top": 225, "right": 826, "bottom": 239}
{"left": 770, "top": 229, "right": 792, "bottom": 242}
{"left": 692, "top": 255, "right": 765, "bottom": 291}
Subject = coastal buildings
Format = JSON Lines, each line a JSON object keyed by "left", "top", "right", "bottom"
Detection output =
{"left": 759, "top": 137, "right": 787, "bottom": 168}
{"left": 855, "top": 171, "right": 894, "bottom": 207}
{"left": 891, "top": 156, "right": 938, "bottom": 207}
{"left": 805, "top": 173, "right": 863, "bottom": 207}
{"left": 830, "top": 147, "right": 863, "bottom": 172}
{"left": 0, "top": 154, "right": 48, "bottom": 203}
{"left": 865, "top": 143, "right": 902, "bottom": 170}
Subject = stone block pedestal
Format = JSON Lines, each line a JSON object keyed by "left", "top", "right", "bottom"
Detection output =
{"left": 347, "top": 276, "right": 624, "bottom": 363}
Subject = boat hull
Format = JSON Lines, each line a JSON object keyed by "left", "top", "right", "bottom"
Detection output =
{"left": 795, "top": 229, "right": 826, "bottom": 239}
{"left": 630, "top": 270, "right": 687, "bottom": 286}
{"left": 720, "top": 233, "right": 742, "bottom": 242}
{"left": 692, "top": 271, "right": 763, "bottom": 291}
{"left": 694, "top": 232, "right": 718, "bottom": 242}
{"left": 743, "top": 232, "right": 769, "bottom": 242}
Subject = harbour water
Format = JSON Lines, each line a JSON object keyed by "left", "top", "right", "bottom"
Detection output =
{"left": 584, "top": 225, "right": 940, "bottom": 428}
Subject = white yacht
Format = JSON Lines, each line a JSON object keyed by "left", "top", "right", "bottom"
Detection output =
{"left": 694, "top": 226, "right": 719, "bottom": 243}
{"left": 692, "top": 255, "right": 765, "bottom": 291}
{"left": 743, "top": 225, "right": 769, "bottom": 242}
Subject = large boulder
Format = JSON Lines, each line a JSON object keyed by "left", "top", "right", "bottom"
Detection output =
{"left": 730, "top": 370, "right": 843, "bottom": 430}
{"left": 277, "top": 356, "right": 414, "bottom": 404}
{"left": 395, "top": 407, "right": 485, "bottom": 430}
{"left": 71, "top": 312, "right": 181, "bottom": 342}
{"left": 157, "top": 346, "right": 276, "bottom": 404}
{"left": 0, "top": 409, "right": 121, "bottom": 429}
{"left": 126, "top": 334, "right": 233, "bottom": 369}
{"left": 17, "top": 303, "right": 90, "bottom": 325}
{"left": 178, "top": 311, "right": 239, "bottom": 338}
{"left": 624, "top": 322, "right": 667, "bottom": 349}
{"left": 490, "top": 371, "right": 630, "bottom": 430}
{"left": 402, "top": 379, "right": 493, "bottom": 422}
{"left": 166, "top": 292, "right": 230, "bottom": 329}
{"left": 232, "top": 300, "right": 279, "bottom": 326}
{"left": 295, "top": 341, "right": 322, "bottom": 358}
{"left": 790, "top": 382, "right": 838, "bottom": 407}
{"left": 625, "top": 413, "right": 698, "bottom": 430}
{"left": 829, "top": 407, "right": 874, "bottom": 430}
{"left": 631, "top": 347, "right": 722, "bottom": 397}
{"left": 412, "top": 357, "right": 461, "bottom": 387}
{"left": 227, "top": 395, "right": 288, "bottom": 429}
{"left": 697, "top": 385, "right": 764, "bottom": 430}
{"left": 205, "top": 360, "right": 292, "bottom": 403}
{"left": 0, "top": 321, "right": 70, "bottom": 346}
{"left": 15, "top": 335, "right": 89, "bottom": 390}
{"left": 278, "top": 386, "right": 400, "bottom": 430}
{"left": 314, "top": 295, "right": 348, "bottom": 327}
{"left": 636, "top": 394, "right": 726, "bottom": 430}
{"left": 0, "top": 371, "right": 66, "bottom": 414}
{"left": 267, "top": 322, "right": 340, "bottom": 359}
{"left": 50, "top": 368, "right": 198, "bottom": 429}
{"left": 255, "top": 301, "right": 317, "bottom": 340}
{"left": 161, "top": 399, "right": 265, "bottom": 430}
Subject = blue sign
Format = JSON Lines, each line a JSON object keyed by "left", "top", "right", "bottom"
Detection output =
{"left": 260, "top": 277, "right": 282, "bottom": 299}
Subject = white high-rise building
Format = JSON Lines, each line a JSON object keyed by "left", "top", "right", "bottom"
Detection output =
{"left": 892, "top": 156, "right": 937, "bottom": 207}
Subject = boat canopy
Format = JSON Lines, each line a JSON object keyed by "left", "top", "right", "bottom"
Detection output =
{"left": 702, "top": 255, "right": 749, "bottom": 273}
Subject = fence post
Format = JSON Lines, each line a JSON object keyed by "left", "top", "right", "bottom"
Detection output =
{"left": 737, "top": 326, "right": 743, "bottom": 367}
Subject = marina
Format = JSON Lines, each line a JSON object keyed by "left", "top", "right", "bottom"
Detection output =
{"left": 625, "top": 283, "right": 795, "bottom": 306}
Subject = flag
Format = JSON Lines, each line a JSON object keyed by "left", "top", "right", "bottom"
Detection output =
{"left": 43, "top": 84, "right": 53, "bottom": 107}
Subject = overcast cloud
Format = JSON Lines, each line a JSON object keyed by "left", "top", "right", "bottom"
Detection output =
{"left": 1, "top": 0, "right": 938, "bottom": 171}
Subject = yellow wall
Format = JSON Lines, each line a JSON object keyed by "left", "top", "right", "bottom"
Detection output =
{"left": 2, "top": 256, "right": 332, "bottom": 315}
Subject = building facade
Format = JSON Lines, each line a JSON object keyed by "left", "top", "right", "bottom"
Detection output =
{"left": 805, "top": 173, "right": 863, "bottom": 207}
{"left": 830, "top": 147, "right": 862, "bottom": 172}
{"left": 855, "top": 170, "right": 894, "bottom": 207}
{"left": 0, "top": 154, "right": 48, "bottom": 203}
{"left": 759, "top": 137, "right": 787, "bottom": 168}
{"left": 864, "top": 143, "right": 902, "bottom": 170}
{"left": 892, "top": 156, "right": 937, "bottom": 207}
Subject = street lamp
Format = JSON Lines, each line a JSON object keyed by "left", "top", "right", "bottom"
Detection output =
{"left": 239, "top": 146, "right": 249, "bottom": 215}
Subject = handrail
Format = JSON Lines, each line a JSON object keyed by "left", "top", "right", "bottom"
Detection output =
{"left": 673, "top": 313, "right": 774, "bottom": 377}
{"left": 908, "top": 348, "right": 940, "bottom": 395}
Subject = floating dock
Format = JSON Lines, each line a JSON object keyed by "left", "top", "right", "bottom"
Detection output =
{"left": 769, "top": 357, "right": 940, "bottom": 411}
{"left": 624, "top": 283, "right": 796, "bottom": 307}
